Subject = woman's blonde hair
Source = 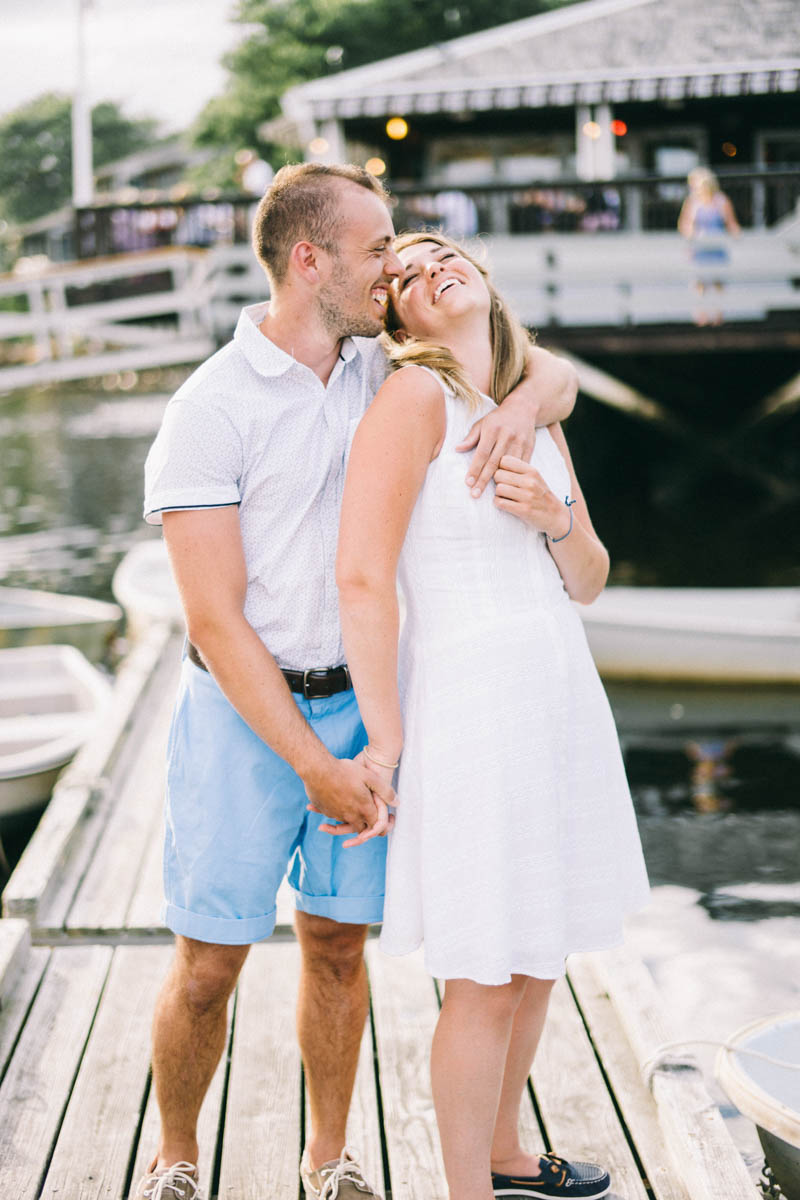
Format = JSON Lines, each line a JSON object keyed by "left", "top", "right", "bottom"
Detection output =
{"left": 380, "top": 231, "right": 534, "bottom": 410}
{"left": 688, "top": 167, "right": 719, "bottom": 195}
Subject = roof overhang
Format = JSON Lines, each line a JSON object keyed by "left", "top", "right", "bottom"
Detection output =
{"left": 289, "top": 60, "right": 800, "bottom": 125}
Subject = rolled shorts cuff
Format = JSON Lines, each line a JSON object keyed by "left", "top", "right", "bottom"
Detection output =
{"left": 163, "top": 901, "right": 277, "bottom": 945}
{"left": 291, "top": 888, "right": 384, "bottom": 925}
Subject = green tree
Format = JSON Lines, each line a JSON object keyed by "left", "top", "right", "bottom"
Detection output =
{"left": 194, "top": 0, "right": 575, "bottom": 161}
{"left": 0, "top": 93, "right": 158, "bottom": 224}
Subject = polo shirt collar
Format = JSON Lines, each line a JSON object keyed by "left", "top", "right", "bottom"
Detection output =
{"left": 234, "top": 302, "right": 363, "bottom": 378}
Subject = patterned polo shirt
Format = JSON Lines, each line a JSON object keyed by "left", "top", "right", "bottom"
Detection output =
{"left": 144, "top": 302, "right": 388, "bottom": 670}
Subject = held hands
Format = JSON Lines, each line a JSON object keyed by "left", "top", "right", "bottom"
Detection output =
{"left": 457, "top": 398, "right": 537, "bottom": 498}
{"left": 493, "top": 455, "right": 571, "bottom": 538}
{"left": 307, "top": 752, "right": 396, "bottom": 849}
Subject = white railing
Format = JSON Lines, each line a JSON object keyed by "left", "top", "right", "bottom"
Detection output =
{"left": 0, "top": 231, "right": 796, "bottom": 391}
{"left": 0, "top": 248, "right": 217, "bottom": 391}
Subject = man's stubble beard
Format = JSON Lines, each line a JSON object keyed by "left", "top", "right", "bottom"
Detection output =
{"left": 317, "top": 261, "right": 385, "bottom": 340}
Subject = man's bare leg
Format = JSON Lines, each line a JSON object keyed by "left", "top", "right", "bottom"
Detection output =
{"left": 151, "top": 936, "right": 250, "bottom": 1168}
{"left": 295, "top": 911, "right": 370, "bottom": 1168}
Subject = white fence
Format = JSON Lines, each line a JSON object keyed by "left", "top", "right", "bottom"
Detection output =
{"left": 0, "top": 232, "right": 797, "bottom": 391}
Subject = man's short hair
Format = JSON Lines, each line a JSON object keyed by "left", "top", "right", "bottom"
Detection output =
{"left": 252, "top": 163, "right": 389, "bottom": 285}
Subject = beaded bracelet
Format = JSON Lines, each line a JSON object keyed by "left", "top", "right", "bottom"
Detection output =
{"left": 547, "top": 497, "right": 577, "bottom": 543}
{"left": 364, "top": 745, "right": 400, "bottom": 770}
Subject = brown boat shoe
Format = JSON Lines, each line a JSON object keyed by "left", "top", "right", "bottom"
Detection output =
{"left": 131, "top": 1160, "right": 204, "bottom": 1200}
{"left": 301, "top": 1146, "right": 382, "bottom": 1200}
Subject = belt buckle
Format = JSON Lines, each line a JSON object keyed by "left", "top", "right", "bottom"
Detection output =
{"left": 302, "top": 668, "right": 325, "bottom": 700}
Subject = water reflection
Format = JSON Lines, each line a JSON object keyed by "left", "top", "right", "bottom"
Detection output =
{"left": 0, "top": 377, "right": 184, "bottom": 600}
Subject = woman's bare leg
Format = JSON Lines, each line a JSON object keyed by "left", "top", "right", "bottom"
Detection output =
{"left": 431, "top": 976, "right": 527, "bottom": 1200}
{"left": 490, "top": 976, "right": 555, "bottom": 1175}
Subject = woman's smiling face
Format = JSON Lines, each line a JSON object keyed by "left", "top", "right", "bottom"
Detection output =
{"left": 390, "top": 240, "right": 491, "bottom": 339}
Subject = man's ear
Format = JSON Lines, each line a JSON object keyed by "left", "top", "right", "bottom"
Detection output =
{"left": 392, "top": 328, "right": 409, "bottom": 344}
{"left": 288, "top": 240, "right": 324, "bottom": 282}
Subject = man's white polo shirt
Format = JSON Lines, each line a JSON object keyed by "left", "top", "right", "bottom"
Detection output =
{"left": 144, "top": 302, "right": 388, "bottom": 671}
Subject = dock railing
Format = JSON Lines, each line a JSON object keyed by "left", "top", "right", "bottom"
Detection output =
{"left": 1, "top": 226, "right": 797, "bottom": 390}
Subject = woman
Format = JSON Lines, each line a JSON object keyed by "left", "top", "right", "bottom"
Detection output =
{"left": 678, "top": 167, "right": 741, "bottom": 325}
{"left": 333, "top": 233, "right": 650, "bottom": 1200}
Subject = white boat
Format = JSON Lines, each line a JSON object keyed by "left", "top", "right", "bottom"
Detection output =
{"left": 578, "top": 587, "right": 800, "bottom": 683}
{"left": 111, "top": 540, "right": 184, "bottom": 640}
{"left": 0, "top": 645, "right": 111, "bottom": 818}
{"left": 0, "top": 586, "right": 121, "bottom": 662}
{"left": 717, "top": 1012, "right": 800, "bottom": 1200}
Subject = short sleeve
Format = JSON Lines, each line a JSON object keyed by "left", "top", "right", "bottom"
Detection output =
{"left": 143, "top": 396, "right": 243, "bottom": 525}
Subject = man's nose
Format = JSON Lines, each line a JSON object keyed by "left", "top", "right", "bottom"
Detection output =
{"left": 384, "top": 248, "right": 404, "bottom": 278}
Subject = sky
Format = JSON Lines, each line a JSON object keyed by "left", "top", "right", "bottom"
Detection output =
{"left": 0, "top": 0, "right": 249, "bottom": 133}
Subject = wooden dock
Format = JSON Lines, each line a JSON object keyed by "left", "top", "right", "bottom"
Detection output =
{"left": 0, "top": 627, "right": 759, "bottom": 1200}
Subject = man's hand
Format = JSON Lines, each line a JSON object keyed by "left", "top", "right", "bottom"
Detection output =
{"left": 456, "top": 394, "right": 537, "bottom": 498}
{"left": 306, "top": 754, "right": 396, "bottom": 842}
{"left": 316, "top": 753, "right": 396, "bottom": 848}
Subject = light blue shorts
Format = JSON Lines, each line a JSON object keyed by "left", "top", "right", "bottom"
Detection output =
{"left": 162, "top": 657, "right": 387, "bottom": 944}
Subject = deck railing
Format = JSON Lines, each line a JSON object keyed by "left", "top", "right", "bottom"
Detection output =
{"left": 10, "top": 167, "right": 800, "bottom": 266}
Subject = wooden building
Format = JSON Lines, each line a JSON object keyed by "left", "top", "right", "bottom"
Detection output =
{"left": 280, "top": 0, "right": 800, "bottom": 231}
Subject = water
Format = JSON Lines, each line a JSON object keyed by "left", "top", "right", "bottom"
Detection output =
{"left": 1, "top": 375, "right": 799, "bottom": 1183}
{"left": 0, "top": 371, "right": 188, "bottom": 601}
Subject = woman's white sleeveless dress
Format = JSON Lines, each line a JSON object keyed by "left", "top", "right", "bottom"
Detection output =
{"left": 379, "top": 374, "right": 650, "bottom": 984}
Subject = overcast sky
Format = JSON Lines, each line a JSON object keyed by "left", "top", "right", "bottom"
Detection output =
{"left": 1, "top": 0, "right": 248, "bottom": 133}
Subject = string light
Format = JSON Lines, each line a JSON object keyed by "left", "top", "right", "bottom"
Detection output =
{"left": 610, "top": 119, "right": 628, "bottom": 136}
{"left": 386, "top": 117, "right": 409, "bottom": 140}
{"left": 309, "top": 137, "right": 329, "bottom": 155}
{"left": 582, "top": 121, "right": 602, "bottom": 140}
{"left": 366, "top": 157, "right": 386, "bottom": 176}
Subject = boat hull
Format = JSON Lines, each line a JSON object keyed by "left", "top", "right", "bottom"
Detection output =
{"left": 717, "top": 1011, "right": 800, "bottom": 1200}
{"left": 580, "top": 587, "right": 800, "bottom": 683}
{"left": 112, "top": 540, "right": 183, "bottom": 641}
{"left": 0, "top": 586, "right": 121, "bottom": 662}
{"left": 0, "top": 645, "right": 111, "bottom": 820}
{"left": 759, "top": 1128, "right": 800, "bottom": 1200}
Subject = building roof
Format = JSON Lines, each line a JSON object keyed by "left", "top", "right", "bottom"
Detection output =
{"left": 282, "top": 0, "right": 800, "bottom": 130}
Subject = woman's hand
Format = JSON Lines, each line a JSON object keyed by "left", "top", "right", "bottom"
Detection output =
{"left": 318, "top": 750, "right": 397, "bottom": 848}
{"left": 493, "top": 454, "right": 571, "bottom": 538}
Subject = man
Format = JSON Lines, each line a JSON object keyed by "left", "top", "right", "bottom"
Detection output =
{"left": 137, "top": 162, "right": 577, "bottom": 1200}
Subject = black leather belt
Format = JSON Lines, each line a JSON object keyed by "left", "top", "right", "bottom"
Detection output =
{"left": 186, "top": 640, "right": 352, "bottom": 700}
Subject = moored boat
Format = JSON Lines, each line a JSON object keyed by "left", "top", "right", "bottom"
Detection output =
{"left": 111, "top": 539, "right": 184, "bottom": 640}
{"left": 717, "top": 1012, "right": 800, "bottom": 1200}
{"left": 0, "top": 644, "right": 111, "bottom": 819}
{"left": 579, "top": 586, "right": 800, "bottom": 683}
{"left": 0, "top": 585, "right": 121, "bottom": 661}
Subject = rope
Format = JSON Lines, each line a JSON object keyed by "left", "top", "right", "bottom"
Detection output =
{"left": 641, "top": 1038, "right": 800, "bottom": 1088}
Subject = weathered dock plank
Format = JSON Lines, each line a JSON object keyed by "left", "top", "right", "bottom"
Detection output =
{"left": 217, "top": 941, "right": 302, "bottom": 1199}
{"left": 0, "top": 937, "right": 50, "bottom": 1079}
{"left": 567, "top": 954, "right": 692, "bottom": 1200}
{"left": 0, "top": 916, "right": 31, "bottom": 999}
{"left": 532, "top": 977, "right": 648, "bottom": 1200}
{"left": 0, "top": 945, "right": 113, "bottom": 1199}
{"left": 2, "top": 625, "right": 179, "bottom": 932}
{"left": 65, "top": 673, "right": 174, "bottom": 935}
{"left": 589, "top": 946, "right": 757, "bottom": 1200}
{"left": 366, "top": 943, "right": 446, "bottom": 1200}
{"left": 40, "top": 945, "right": 173, "bottom": 1199}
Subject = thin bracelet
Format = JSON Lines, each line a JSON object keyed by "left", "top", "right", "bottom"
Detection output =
{"left": 364, "top": 745, "right": 400, "bottom": 770}
{"left": 548, "top": 496, "right": 577, "bottom": 543}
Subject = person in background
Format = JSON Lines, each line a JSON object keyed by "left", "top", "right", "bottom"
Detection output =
{"left": 678, "top": 167, "right": 741, "bottom": 326}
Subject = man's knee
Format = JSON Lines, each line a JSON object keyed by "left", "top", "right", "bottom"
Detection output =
{"left": 171, "top": 937, "right": 249, "bottom": 1014}
{"left": 295, "top": 913, "right": 368, "bottom": 984}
